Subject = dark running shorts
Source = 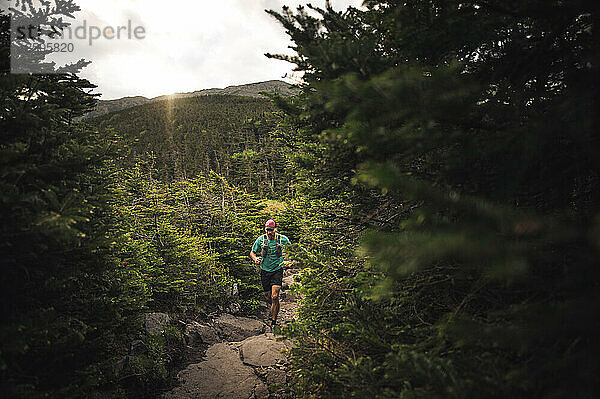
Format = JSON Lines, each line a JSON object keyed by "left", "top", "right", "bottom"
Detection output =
{"left": 260, "top": 268, "right": 283, "bottom": 292}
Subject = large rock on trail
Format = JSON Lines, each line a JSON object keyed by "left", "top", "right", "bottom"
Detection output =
{"left": 162, "top": 342, "right": 268, "bottom": 399}
{"left": 163, "top": 332, "right": 293, "bottom": 399}
{"left": 184, "top": 321, "right": 221, "bottom": 346}
{"left": 214, "top": 313, "right": 265, "bottom": 341}
{"left": 240, "top": 333, "right": 291, "bottom": 367}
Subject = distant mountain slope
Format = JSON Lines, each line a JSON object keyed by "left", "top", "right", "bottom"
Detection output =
{"left": 84, "top": 96, "right": 150, "bottom": 120}
{"left": 92, "top": 94, "right": 291, "bottom": 194}
{"left": 153, "top": 80, "right": 298, "bottom": 101}
{"left": 82, "top": 80, "right": 297, "bottom": 120}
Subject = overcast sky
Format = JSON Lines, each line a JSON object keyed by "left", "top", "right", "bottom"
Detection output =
{"left": 36, "top": 0, "right": 363, "bottom": 99}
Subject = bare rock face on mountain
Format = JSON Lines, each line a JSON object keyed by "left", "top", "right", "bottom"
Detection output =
{"left": 153, "top": 80, "right": 298, "bottom": 101}
{"left": 81, "top": 96, "right": 150, "bottom": 120}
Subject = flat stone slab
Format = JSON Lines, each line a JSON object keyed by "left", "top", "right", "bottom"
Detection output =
{"left": 214, "top": 314, "right": 265, "bottom": 341}
{"left": 162, "top": 343, "right": 268, "bottom": 399}
{"left": 240, "top": 333, "right": 291, "bottom": 367}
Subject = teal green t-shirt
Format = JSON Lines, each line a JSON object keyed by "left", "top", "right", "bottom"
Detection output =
{"left": 252, "top": 233, "right": 291, "bottom": 272}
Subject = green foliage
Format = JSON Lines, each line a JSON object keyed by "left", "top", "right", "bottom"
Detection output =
{"left": 105, "top": 159, "right": 269, "bottom": 314}
{"left": 270, "top": 1, "right": 600, "bottom": 397}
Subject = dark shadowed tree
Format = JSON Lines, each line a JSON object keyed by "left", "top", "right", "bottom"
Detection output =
{"left": 270, "top": 1, "right": 600, "bottom": 397}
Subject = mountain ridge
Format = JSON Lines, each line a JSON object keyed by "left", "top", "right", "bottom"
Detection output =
{"left": 83, "top": 80, "right": 298, "bottom": 120}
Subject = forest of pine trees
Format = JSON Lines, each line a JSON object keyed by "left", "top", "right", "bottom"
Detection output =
{"left": 1, "top": 0, "right": 599, "bottom": 398}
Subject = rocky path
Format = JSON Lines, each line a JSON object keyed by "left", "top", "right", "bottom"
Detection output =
{"left": 162, "top": 268, "right": 301, "bottom": 399}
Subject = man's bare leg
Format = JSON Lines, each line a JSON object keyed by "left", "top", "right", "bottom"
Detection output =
{"left": 271, "top": 285, "right": 281, "bottom": 324}
{"left": 264, "top": 291, "right": 272, "bottom": 319}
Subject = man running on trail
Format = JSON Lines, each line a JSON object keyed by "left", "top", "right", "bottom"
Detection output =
{"left": 250, "top": 219, "right": 291, "bottom": 327}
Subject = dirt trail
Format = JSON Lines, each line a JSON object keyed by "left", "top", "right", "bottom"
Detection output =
{"left": 163, "top": 268, "right": 301, "bottom": 399}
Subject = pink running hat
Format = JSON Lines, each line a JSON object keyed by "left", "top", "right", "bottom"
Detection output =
{"left": 265, "top": 219, "right": 276, "bottom": 229}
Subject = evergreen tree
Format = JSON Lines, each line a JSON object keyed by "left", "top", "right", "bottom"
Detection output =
{"left": 270, "top": 1, "right": 600, "bottom": 397}
{"left": 2, "top": 3, "right": 173, "bottom": 396}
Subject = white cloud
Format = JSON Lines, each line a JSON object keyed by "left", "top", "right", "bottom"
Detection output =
{"left": 46, "top": 0, "right": 364, "bottom": 99}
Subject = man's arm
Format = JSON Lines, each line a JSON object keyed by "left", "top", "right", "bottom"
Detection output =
{"left": 250, "top": 236, "right": 262, "bottom": 265}
{"left": 250, "top": 250, "right": 261, "bottom": 265}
